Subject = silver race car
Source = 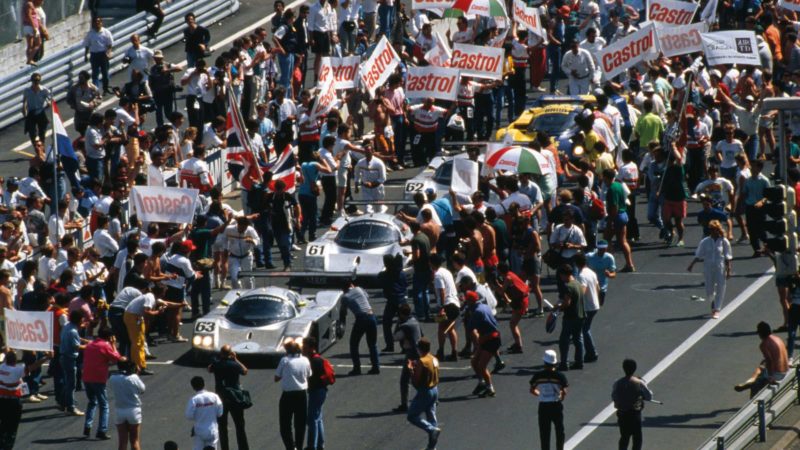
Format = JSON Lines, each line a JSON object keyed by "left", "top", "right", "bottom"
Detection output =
{"left": 403, "top": 154, "right": 473, "bottom": 201}
{"left": 191, "top": 285, "right": 341, "bottom": 360}
{"left": 304, "top": 213, "right": 412, "bottom": 278}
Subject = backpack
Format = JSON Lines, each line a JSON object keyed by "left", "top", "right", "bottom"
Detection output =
{"left": 317, "top": 355, "right": 336, "bottom": 386}
{"left": 588, "top": 193, "right": 606, "bottom": 220}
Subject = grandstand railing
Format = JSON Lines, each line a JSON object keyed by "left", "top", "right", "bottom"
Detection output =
{"left": 0, "top": 0, "right": 240, "bottom": 130}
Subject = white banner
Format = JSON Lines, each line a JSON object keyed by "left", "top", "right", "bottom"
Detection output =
{"left": 406, "top": 66, "right": 461, "bottom": 101}
{"left": 778, "top": 0, "right": 800, "bottom": 12}
{"left": 646, "top": 0, "right": 698, "bottom": 25}
{"left": 412, "top": 0, "right": 455, "bottom": 9}
{"left": 131, "top": 186, "right": 199, "bottom": 224}
{"left": 425, "top": 32, "right": 452, "bottom": 67}
{"left": 513, "top": 0, "right": 544, "bottom": 36}
{"left": 450, "top": 43, "right": 504, "bottom": 80}
{"left": 360, "top": 36, "right": 401, "bottom": 97}
{"left": 4, "top": 309, "right": 53, "bottom": 352}
{"left": 310, "top": 77, "right": 338, "bottom": 121}
{"left": 701, "top": 31, "right": 761, "bottom": 66}
{"left": 597, "top": 23, "right": 658, "bottom": 79}
{"left": 319, "top": 56, "right": 360, "bottom": 89}
{"left": 451, "top": 159, "right": 479, "bottom": 195}
{"left": 655, "top": 21, "right": 707, "bottom": 57}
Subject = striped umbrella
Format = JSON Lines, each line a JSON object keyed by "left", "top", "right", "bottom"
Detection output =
{"left": 444, "top": 0, "right": 508, "bottom": 18}
{"left": 484, "top": 145, "right": 554, "bottom": 176}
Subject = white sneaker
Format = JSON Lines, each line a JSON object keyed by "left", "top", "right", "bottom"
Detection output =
{"left": 292, "top": 244, "right": 302, "bottom": 251}
{"left": 35, "top": 393, "right": 48, "bottom": 400}
{"left": 26, "top": 395, "right": 41, "bottom": 403}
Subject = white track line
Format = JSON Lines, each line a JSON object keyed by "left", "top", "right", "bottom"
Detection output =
{"left": 10, "top": 0, "right": 309, "bottom": 155}
{"left": 564, "top": 267, "right": 775, "bottom": 450}
{"left": 334, "top": 363, "right": 471, "bottom": 371}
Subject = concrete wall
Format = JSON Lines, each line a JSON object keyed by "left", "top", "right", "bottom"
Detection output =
{"left": 0, "top": 11, "right": 92, "bottom": 79}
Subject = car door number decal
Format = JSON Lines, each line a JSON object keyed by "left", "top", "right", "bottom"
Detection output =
{"left": 195, "top": 322, "right": 215, "bottom": 332}
{"left": 406, "top": 182, "right": 423, "bottom": 192}
{"left": 308, "top": 245, "right": 325, "bottom": 256}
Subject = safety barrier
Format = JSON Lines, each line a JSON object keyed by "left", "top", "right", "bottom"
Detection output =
{"left": 697, "top": 365, "right": 800, "bottom": 450}
{"left": 0, "top": 0, "right": 240, "bottom": 130}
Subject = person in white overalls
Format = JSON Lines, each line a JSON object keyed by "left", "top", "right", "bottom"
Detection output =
{"left": 223, "top": 217, "right": 260, "bottom": 290}
{"left": 687, "top": 220, "right": 733, "bottom": 319}
{"left": 354, "top": 145, "right": 387, "bottom": 213}
{"left": 185, "top": 376, "right": 223, "bottom": 450}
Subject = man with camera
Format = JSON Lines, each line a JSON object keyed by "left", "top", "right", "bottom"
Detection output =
{"left": 149, "top": 50, "right": 183, "bottom": 127}
{"left": 208, "top": 345, "right": 250, "bottom": 450}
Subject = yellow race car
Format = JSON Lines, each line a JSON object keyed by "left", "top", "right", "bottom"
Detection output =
{"left": 494, "top": 95, "right": 595, "bottom": 150}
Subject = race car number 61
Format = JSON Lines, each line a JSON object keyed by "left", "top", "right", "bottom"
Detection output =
{"left": 308, "top": 245, "right": 325, "bottom": 255}
{"left": 406, "top": 182, "right": 423, "bottom": 192}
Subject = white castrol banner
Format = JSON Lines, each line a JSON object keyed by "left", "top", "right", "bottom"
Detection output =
{"left": 425, "top": 32, "right": 452, "bottom": 67}
{"left": 131, "top": 186, "right": 199, "bottom": 224}
{"left": 701, "top": 31, "right": 761, "bottom": 66}
{"left": 413, "top": 0, "right": 455, "bottom": 9}
{"left": 309, "top": 76, "right": 338, "bottom": 121}
{"left": 655, "top": 21, "right": 707, "bottom": 58}
{"left": 647, "top": 0, "right": 698, "bottom": 25}
{"left": 360, "top": 36, "right": 401, "bottom": 97}
{"left": 450, "top": 43, "right": 504, "bottom": 80}
{"left": 4, "top": 309, "right": 53, "bottom": 352}
{"left": 319, "top": 56, "right": 360, "bottom": 89}
{"left": 451, "top": 159, "right": 479, "bottom": 195}
{"left": 406, "top": 66, "right": 461, "bottom": 101}
{"left": 513, "top": 0, "right": 544, "bottom": 36}
{"left": 779, "top": 0, "right": 800, "bottom": 11}
{"left": 597, "top": 23, "right": 658, "bottom": 79}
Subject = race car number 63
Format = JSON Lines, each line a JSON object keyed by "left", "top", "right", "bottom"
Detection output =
{"left": 195, "top": 322, "right": 215, "bottom": 332}
{"left": 308, "top": 245, "right": 326, "bottom": 255}
{"left": 406, "top": 182, "right": 423, "bottom": 192}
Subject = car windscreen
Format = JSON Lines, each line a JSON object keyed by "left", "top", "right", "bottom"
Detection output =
{"left": 432, "top": 160, "right": 453, "bottom": 185}
{"left": 527, "top": 111, "right": 578, "bottom": 136}
{"left": 225, "top": 296, "right": 296, "bottom": 327}
{"left": 335, "top": 221, "right": 399, "bottom": 250}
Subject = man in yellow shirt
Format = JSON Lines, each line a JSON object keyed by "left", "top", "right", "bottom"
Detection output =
{"left": 407, "top": 337, "right": 441, "bottom": 450}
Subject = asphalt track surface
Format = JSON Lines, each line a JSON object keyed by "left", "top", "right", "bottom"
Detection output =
{"left": 0, "top": 2, "right": 786, "bottom": 449}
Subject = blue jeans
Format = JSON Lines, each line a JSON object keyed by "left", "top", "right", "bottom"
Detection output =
{"left": 87, "top": 157, "right": 104, "bottom": 183}
{"left": 307, "top": 387, "right": 327, "bottom": 449}
{"left": 412, "top": 271, "right": 431, "bottom": 320}
{"left": 493, "top": 84, "right": 514, "bottom": 126}
{"left": 272, "top": 230, "right": 292, "bottom": 268}
{"left": 109, "top": 309, "right": 129, "bottom": 358}
{"left": 84, "top": 382, "right": 109, "bottom": 434}
{"left": 407, "top": 386, "right": 438, "bottom": 433}
{"left": 546, "top": 46, "right": 562, "bottom": 93}
{"left": 745, "top": 135, "right": 759, "bottom": 161}
{"left": 60, "top": 355, "right": 77, "bottom": 410}
{"left": 647, "top": 190, "right": 664, "bottom": 230}
{"left": 340, "top": 24, "right": 356, "bottom": 55}
{"left": 350, "top": 315, "right": 380, "bottom": 371}
{"left": 559, "top": 318, "right": 585, "bottom": 366}
{"left": 89, "top": 52, "right": 110, "bottom": 91}
{"left": 391, "top": 115, "right": 406, "bottom": 164}
{"left": 278, "top": 52, "right": 295, "bottom": 93}
{"left": 191, "top": 270, "right": 212, "bottom": 315}
{"left": 378, "top": 4, "right": 394, "bottom": 37}
{"left": 299, "top": 194, "right": 318, "bottom": 241}
{"left": 186, "top": 52, "right": 198, "bottom": 68}
{"left": 789, "top": 304, "right": 800, "bottom": 358}
{"left": 582, "top": 310, "right": 598, "bottom": 359}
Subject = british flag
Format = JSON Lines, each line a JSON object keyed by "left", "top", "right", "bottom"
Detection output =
{"left": 268, "top": 142, "right": 297, "bottom": 193}
{"left": 225, "top": 88, "right": 263, "bottom": 190}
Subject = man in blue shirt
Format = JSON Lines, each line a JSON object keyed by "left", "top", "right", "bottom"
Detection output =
{"left": 741, "top": 159, "right": 772, "bottom": 256}
{"left": 697, "top": 195, "right": 729, "bottom": 237}
{"left": 586, "top": 240, "right": 617, "bottom": 306}
{"left": 60, "top": 310, "right": 87, "bottom": 415}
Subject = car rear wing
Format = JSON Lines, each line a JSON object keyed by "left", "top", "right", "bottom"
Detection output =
{"left": 239, "top": 257, "right": 364, "bottom": 289}
{"left": 344, "top": 200, "right": 416, "bottom": 215}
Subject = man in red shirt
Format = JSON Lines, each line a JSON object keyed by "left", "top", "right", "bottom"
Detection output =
{"left": 497, "top": 263, "right": 529, "bottom": 354}
{"left": 82, "top": 327, "right": 126, "bottom": 439}
{"left": 735, "top": 322, "right": 789, "bottom": 398}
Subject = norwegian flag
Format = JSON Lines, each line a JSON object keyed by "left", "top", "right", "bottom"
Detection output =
{"left": 225, "top": 88, "right": 263, "bottom": 190}
{"left": 267, "top": 143, "right": 297, "bottom": 193}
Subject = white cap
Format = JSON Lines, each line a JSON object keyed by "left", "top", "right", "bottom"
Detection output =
{"left": 543, "top": 349, "right": 558, "bottom": 365}
{"left": 709, "top": 69, "right": 722, "bottom": 79}
{"left": 642, "top": 82, "right": 655, "bottom": 93}
{"left": 744, "top": 95, "right": 755, "bottom": 102}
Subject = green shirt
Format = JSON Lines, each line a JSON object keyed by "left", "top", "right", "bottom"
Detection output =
{"left": 635, "top": 112, "right": 664, "bottom": 148}
{"left": 606, "top": 181, "right": 627, "bottom": 213}
{"left": 563, "top": 279, "right": 585, "bottom": 320}
{"left": 189, "top": 228, "right": 213, "bottom": 260}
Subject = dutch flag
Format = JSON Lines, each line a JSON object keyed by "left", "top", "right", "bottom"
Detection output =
{"left": 51, "top": 102, "right": 77, "bottom": 160}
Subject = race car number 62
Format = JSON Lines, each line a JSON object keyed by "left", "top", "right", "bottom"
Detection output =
{"left": 308, "top": 245, "right": 325, "bottom": 255}
{"left": 406, "top": 182, "right": 423, "bottom": 192}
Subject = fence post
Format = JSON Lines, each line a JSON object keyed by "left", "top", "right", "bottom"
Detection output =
{"left": 716, "top": 436, "right": 724, "bottom": 450}
{"left": 796, "top": 364, "right": 800, "bottom": 405}
{"left": 757, "top": 399, "right": 767, "bottom": 442}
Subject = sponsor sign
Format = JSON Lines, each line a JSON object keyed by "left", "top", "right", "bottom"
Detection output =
{"left": 406, "top": 66, "right": 461, "bottom": 101}
{"left": 360, "top": 36, "right": 401, "bottom": 97}
{"left": 310, "top": 76, "right": 338, "bottom": 121}
{"left": 319, "top": 56, "right": 360, "bottom": 89}
{"left": 450, "top": 43, "right": 504, "bottom": 80}
{"left": 4, "top": 309, "right": 53, "bottom": 352}
{"left": 655, "top": 21, "right": 707, "bottom": 57}
{"left": 131, "top": 186, "right": 199, "bottom": 224}
{"left": 513, "top": 0, "right": 544, "bottom": 36}
{"left": 701, "top": 31, "right": 761, "bottom": 66}
{"left": 412, "top": 0, "right": 455, "bottom": 10}
{"left": 451, "top": 159, "right": 479, "bottom": 195}
{"left": 597, "top": 23, "right": 658, "bottom": 79}
{"left": 647, "top": 0, "right": 698, "bottom": 25}
{"left": 779, "top": 0, "right": 800, "bottom": 11}
{"left": 425, "top": 32, "right": 452, "bottom": 67}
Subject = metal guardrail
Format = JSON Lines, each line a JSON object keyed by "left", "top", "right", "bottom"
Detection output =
{"left": 0, "top": 0, "right": 240, "bottom": 130}
{"left": 698, "top": 365, "right": 800, "bottom": 450}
